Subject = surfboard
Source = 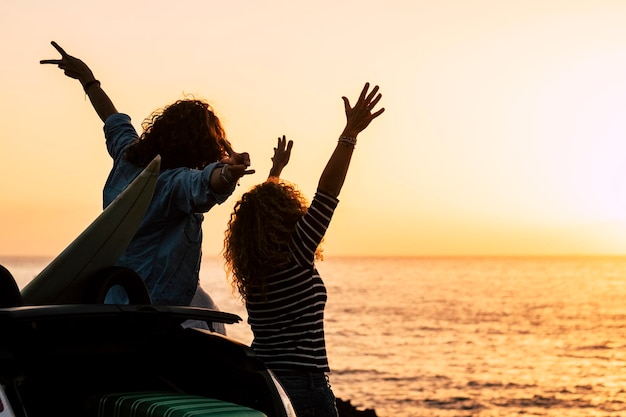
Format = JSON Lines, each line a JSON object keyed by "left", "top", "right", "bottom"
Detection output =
{"left": 21, "top": 156, "right": 161, "bottom": 305}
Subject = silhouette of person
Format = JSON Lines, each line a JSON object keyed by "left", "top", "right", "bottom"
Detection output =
{"left": 42, "top": 41, "right": 254, "bottom": 332}
{"left": 224, "top": 83, "right": 384, "bottom": 416}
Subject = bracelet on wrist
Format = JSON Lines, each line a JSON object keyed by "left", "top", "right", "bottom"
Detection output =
{"left": 338, "top": 135, "right": 357, "bottom": 147}
{"left": 220, "top": 165, "right": 234, "bottom": 185}
{"left": 83, "top": 79, "right": 101, "bottom": 93}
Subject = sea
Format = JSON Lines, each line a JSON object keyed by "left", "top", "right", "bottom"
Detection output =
{"left": 3, "top": 255, "right": 626, "bottom": 417}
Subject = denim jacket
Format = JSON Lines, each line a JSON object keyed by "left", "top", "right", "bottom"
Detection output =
{"left": 103, "top": 113, "right": 234, "bottom": 305}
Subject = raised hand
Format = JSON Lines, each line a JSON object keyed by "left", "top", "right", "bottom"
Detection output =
{"left": 341, "top": 83, "right": 385, "bottom": 138}
{"left": 40, "top": 41, "right": 95, "bottom": 86}
{"left": 269, "top": 135, "right": 293, "bottom": 178}
{"left": 40, "top": 41, "right": 117, "bottom": 122}
{"left": 317, "top": 83, "right": 384, "bottom": 197}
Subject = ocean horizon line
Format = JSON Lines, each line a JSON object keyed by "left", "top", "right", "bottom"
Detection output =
{"left": 2, "top": 253, "right": 626, "bottom": 261}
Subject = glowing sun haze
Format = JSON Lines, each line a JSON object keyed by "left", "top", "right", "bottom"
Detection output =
{"left": 2, "top": 1, "right": 626, "bottom": 257}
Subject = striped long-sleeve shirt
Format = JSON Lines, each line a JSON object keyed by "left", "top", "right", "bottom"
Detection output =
{"left": 246, "top": 190, "right": 339, "bottom": 372}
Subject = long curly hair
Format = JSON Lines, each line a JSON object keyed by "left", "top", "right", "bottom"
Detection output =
{"left": 224, "top": 178, "right": 323, "bottom": 300}
{"left": 125, "top": 99, "right": 231, "bottom": 170}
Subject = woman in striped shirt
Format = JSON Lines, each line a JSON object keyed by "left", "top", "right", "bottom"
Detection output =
{"left": 224, "top": 83, "right": 384, "bottom": 417}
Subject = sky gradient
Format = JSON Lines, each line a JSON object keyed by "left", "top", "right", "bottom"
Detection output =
{"left": 2, "top": 1, "right": 626, "bottom": 257}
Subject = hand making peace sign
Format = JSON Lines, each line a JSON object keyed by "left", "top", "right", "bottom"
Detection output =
{"left": 40, "top": 41, "right": 96, "bottom": 87}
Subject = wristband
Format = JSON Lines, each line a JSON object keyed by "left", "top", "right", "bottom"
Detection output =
{"left": 338, "top": 135, "right": 357, "bottom": 147}
{"left": 220, "top": 165, "right": 234, "bottom": 185}
{"left": 83, "top": 79, "right": 101, "bottom": 93}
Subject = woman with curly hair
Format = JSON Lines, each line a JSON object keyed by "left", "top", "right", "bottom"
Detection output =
{"left": 224, "top": 83, "right": 384, "bottom": 416}
{"left": 41, "top": 42, "right": 252, "bottom": 331}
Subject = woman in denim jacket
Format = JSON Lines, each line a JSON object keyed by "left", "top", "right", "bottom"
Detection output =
{"left": 41, "top": 41, "right": 253, "bottom": 332}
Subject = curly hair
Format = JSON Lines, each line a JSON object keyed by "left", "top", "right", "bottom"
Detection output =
{"left": 125, "top": 99, "right": 231, "bottom": 170}
{"left": 223, "top": 178, "right": 323, "bottom": 301}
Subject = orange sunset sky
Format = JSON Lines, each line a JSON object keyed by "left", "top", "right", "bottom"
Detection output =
{"left": 2, "top": 1, "right": 626, "bottom": 257}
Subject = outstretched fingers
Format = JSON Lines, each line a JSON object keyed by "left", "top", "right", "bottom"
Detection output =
{"left": 50, "top": 41, "right": 69, "bottom": 57}
{"left": 371, "top": 106, "right": 385, "bottom": 119}
{"left": 350, "top": 83, "right": 382, "bottom": 113}
{"left": 39, "top": 58, "right": 61, "bottom": 65}
{"left": 365, "top": 85, "right": 379, "bottom": 103}
{"left": 362, "top": 84, "right": 384, "bottom": 120}
{"left": 276, "top": 135, "right": 293, "bottom": 153}
{"left": 368, "top": 90, "right": 382, "bottom": 104}
{"left": 272, "top": 135, "right": 293, "bottom": 166}
{"left": 368, "top": 91, "right": 385, "bottom": 120}
{"left": 342, "top": 82, "right": 385, "bottom": 134}
{"left": 358, "top": 82, "right": 370, "bottom": 103}
{"left": 341, "top": 96, "right": 351, "bottom": 114}
{"left": 40, "top": 41, "right": 69, "bottom": 65}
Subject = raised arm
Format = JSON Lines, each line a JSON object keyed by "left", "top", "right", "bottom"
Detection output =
{"left": 40, "top": 41, "right": 118, "bottom": 123}
{"left": 318, "top": 83, "right": 384, "bottom": 197}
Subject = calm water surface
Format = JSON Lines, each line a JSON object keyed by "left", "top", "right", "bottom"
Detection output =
{"left": 4, "top": 256, "right": 626, "bottom": 417}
